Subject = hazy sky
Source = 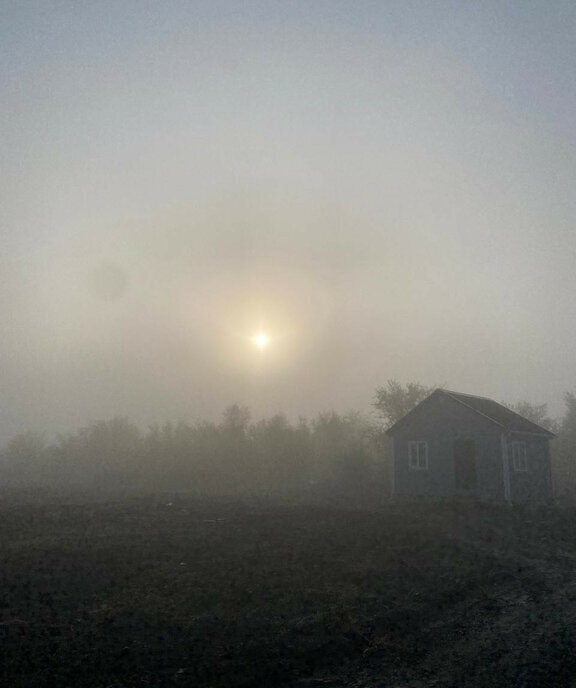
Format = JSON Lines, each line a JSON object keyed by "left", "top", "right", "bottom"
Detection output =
{"left": 2, "top": 1, "right": 576, "bottom": 437}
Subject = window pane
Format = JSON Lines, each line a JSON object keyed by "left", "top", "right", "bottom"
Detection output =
{"left": 409, "top": 443, "right": 416, "bottom": 468}
{"left": 418, "top": 442, "right": 427, "bottom": 469}
{"left": 408, "top": 442, "right": 427, "bottom": 469}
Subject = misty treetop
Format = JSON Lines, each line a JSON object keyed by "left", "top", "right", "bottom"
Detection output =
{"left": 373, "top": 381, "right": 434, "bottom": 428}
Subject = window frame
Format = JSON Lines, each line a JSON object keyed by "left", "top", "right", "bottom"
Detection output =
{"left": 511, "top": 441, "right": 528, "bottom": 472}
{"left": 408, "top": 440, "right": 429, "bottom": 471}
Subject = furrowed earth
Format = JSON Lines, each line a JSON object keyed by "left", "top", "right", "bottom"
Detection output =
{"left": 1, "top": 495, "right": 575, "bottom": 687}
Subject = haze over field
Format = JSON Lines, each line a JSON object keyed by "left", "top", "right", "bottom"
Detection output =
{"left": 2, "top": 1, "right": 576, "bottom": 438}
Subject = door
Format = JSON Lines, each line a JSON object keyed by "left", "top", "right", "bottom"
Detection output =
{"left": 453, "top": 439, "right": 477, "bottom": 491}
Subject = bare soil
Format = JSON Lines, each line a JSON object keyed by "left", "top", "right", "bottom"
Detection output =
{"left": 0, "top": 495, "right": 575, "bottom": 687}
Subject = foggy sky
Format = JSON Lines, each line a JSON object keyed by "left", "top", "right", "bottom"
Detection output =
{"left": 2, "top": 1, "right": 576, "bottom": 439}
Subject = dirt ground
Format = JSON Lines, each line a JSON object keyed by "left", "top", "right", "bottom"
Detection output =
{"left": 0, "top": 494, "right": 575, "bottom": 687}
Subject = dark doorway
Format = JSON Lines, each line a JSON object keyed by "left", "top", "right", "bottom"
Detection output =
{"left": 453, "top": 439, "right": 477, "bottom": 491}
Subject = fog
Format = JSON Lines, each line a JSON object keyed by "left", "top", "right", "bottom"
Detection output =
{"left": 3, "top": 1, "right": 576, "bottom": 440}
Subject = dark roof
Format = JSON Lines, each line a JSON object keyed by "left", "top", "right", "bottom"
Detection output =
{"left": 387, "top": 389, "right": 556, "bottom": 437}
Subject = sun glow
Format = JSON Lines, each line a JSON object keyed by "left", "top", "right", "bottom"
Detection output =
{"left": 252, "top": 332, "right": 270, "bottom": 351}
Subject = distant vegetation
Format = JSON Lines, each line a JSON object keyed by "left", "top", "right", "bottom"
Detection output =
{"left": 0, "top": 407, "right": 382, "bottom": 504}
{"left": 1, "top": 381, "right": 576, "bottom": 502}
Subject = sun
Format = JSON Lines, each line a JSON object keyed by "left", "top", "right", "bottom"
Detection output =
{"left": 252, "top": 332, "right": 270, "bottom": 351}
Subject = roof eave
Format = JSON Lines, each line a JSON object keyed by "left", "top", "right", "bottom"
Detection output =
{"left": 508, "top": 428, "right": 557, "bottom": 439}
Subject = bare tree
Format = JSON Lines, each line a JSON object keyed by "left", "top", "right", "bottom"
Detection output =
{"left": 373, "top": 380, "right": 433, "bottom": 428}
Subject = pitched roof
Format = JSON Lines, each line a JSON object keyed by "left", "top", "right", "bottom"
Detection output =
{"left": 386, "top": 389, "right": 556, "bottom": 437}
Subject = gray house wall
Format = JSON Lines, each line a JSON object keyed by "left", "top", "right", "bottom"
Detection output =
{"left": 391, "top": 394, "right": 505, "bottom": 501}
{"left": 507, "top": 434, "right": 552, "bottom": 503}
{"left": 390, "top": 394, "right": 553, "bottom": 503}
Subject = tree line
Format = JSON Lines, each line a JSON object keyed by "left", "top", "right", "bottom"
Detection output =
{"left": 0, "top": 406, "right": 382, "bottom": 502}
{"left": 1, "top": 382, "right": 576, "bottom": 501}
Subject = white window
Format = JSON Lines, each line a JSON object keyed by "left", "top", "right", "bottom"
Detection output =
{"left": 408, "top": 441, "right": 428, "bottom": 470}
{"left": 512, "top": 442, "right": 528, "bottom": 472}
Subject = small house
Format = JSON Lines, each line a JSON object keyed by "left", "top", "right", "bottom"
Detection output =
{"left": 386, "top": 389, "right": 555, "bottom": 503}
